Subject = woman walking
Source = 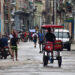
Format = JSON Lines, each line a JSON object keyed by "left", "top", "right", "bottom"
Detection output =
{"left": 10, "top": 33, "right": 19, "bottom": 61}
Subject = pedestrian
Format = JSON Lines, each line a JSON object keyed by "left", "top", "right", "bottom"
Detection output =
{"left": 38, "top": 29, "right": 44, "bottom": 53}
{"left": 10, "top": 33, "right": 19, "bottom": 61}
{"left": 2, "top": 35, "right": 8, "bottom": 47}
{"left": 21, "top": 32, "right": 24, "bottom": 42}
{"left": 45, "top": 28, "right": 56, "bottom": 42}
{"left": 24, "top": 31, "right": 28, "bottom": 42}
{"left": 32, "top": 32, "right": 38, "bottom": 48}
{"left": 9, "top": 32, "right": 13, "bottom": 39}
{"left": 1, "top": 35, "right": 9, "bottom": 59}
{"left": 0, "top": 33, "right": 4, "bottom": 59}
{"left": 8, "top": 32, "right": 14, "bottom": 58}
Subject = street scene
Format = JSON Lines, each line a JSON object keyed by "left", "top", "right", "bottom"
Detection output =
{"left": 0, "top": 0, "right": 75, "bottom": 75}
{"left": 0, "top": 42, "right": 75, "bottom": 75}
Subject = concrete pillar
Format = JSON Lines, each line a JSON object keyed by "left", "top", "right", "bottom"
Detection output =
{"left": 54, "top": 0, "right": 57, "bottom": 24}
{"left": 74, "top": 15, "right": 75, "bottom": 41}
{"left": 69, "top": 22, "right": 72, "bottom": 36}
{"left": 72, "top": 6, "right": 75, "bottom": 42}
{"left": 1, "top": 0, "right": 4, "bottom": 34}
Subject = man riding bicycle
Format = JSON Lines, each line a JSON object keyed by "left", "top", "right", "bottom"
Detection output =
{"left": 45, "top": 28, "right": 56, "bottom": 42}
{"left": 45, "top": 28, "right": 56, "bottom": 63}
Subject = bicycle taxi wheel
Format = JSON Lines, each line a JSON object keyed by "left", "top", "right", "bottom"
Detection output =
{"left": 54, "top": 40, "right": 63, "bottom": 67}
{"left": 43, "top": 42, "right": 54, "bottom": 66}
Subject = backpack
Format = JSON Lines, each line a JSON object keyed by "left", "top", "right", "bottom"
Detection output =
{"left": 34, "top": 34, "right": 37, "bottom": 40}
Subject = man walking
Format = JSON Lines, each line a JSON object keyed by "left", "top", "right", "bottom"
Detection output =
{"left": 38, "top": 30, "right": 44, "bottom": 53}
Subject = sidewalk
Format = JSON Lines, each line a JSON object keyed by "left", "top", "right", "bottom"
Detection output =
{"left": 71, "top": 43, "right": 75, "bottom": 50}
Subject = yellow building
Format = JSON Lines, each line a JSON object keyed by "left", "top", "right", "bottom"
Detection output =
{"left": 16, "top": 0, "right": 29, "bottom": 11}
{"left": 34, "top": 0, "right": 43, "bottom": 29}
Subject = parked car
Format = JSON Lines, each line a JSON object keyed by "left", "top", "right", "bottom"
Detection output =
{"left": 54, "top": 29, "right": 72, "bottom": 51}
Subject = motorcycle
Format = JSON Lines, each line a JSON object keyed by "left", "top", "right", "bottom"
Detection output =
{"left": 0, "top": 46, "right": 9, "bottom": 59}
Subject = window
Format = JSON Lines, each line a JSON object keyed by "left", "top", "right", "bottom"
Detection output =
{"left": 35, "top": 0, "right": 42, "bottom": 2}
{"left": 54, "top": 32, "right": 69, "bottom": 38}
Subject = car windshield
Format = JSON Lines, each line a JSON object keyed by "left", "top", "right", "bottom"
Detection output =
{"left": 54, "top": 32, "right": 70, "bottom": 38}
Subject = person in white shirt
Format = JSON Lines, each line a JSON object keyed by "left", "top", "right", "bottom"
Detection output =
{"left": 32, "top": 32, "right": 38, "bottom": 48}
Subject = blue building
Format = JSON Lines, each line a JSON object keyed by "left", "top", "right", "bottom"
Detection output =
{"left": 0, "top": 14, "right": 1, "bottom": 32}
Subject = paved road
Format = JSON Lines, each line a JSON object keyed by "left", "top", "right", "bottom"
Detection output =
{"left": 0, "top": 42, "right": 75, "bottom": 75}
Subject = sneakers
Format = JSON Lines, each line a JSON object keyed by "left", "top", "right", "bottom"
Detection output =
{"left": 34, "top": 45, "right": 36, "bottom": 48}
{"left": 39, "top": 51, "right": 42, "bottom": 53}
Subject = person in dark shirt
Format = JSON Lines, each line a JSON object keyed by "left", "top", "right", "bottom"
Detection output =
{"left": 38, "top": 30, "right": 44, "bottom": 53}
{"left": 45, "top": 28, "right": 56, "bottom": 63}
{"left": 0, "top": 34, "right": 4, "bottom": 58}
{"left": 2, "top": 35, "right": 8, "bottom": 47}
{"left": 45, "top": 28, "right": 56, "bottom": 42}
{"left": 10, "top": 33, "right": 18, "bottom": 61}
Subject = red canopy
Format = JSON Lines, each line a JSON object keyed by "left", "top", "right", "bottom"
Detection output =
{"left": 41, "top": 25, "right": 64, "bottom": 29}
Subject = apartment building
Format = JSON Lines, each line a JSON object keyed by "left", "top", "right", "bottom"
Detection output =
{"left": 14, "top": 0, "right": 36, "bottom": 31}
{"left": 33, "top": 0, "right": 43, "bottom": 29}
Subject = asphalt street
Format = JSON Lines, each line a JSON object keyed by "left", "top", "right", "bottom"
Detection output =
{"left": 0, "top": 41, "right": 75, "bottom": 75}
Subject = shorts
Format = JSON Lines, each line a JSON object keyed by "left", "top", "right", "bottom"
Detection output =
{"left": 33, "top": 39, "right": 37, "bottom": 43}
{"left": 39, "top": 41, "right": 43, "bottom": 44}
{"left": 11, "top": 46, "right": 17, "bottom": 51}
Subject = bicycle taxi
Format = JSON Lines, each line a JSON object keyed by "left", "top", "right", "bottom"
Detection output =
{"left": 41, "top": 25, "right": 64, "bottom": 67}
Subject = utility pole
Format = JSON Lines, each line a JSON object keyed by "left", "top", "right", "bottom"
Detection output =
{"left": 8, "top": 0, "right": 11, "bottom": 34}
{"left": 53, "top": 0, "right": 54, "bottom": 24}
{"left": 53, "top": 0, "right": 57, "bottom": 24}
{"left": 54, "top": 0, "right": 57, "bottom": 24}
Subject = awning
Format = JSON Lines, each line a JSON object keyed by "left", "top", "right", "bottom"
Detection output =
{"left": 29, "top": 29, "right": 36, "bottom": 32}
{"left": 64, "top": 18, "right": 74, "bottom": 22}
{"left": 41, "top": 25, "right": 64, "bottom": 29}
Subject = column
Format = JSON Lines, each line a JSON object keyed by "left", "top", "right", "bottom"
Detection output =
{"left": 74, "top": 14, "right": 75, "bottom": 41}
{"left": 1, "top": 0, "right": 4, "bottom": 34}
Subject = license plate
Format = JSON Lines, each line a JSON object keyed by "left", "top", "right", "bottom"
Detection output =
{"left": 48, "top": 46, "right": 50, "bottom": 48}
{"left": 53, "top": 51, "right": 58, "bottom": 56}
{"left": 5, "top": 48, "right": 8, "bottom": 51}
{"left": 44, "top": 52, "right": 47, "bottom": 56}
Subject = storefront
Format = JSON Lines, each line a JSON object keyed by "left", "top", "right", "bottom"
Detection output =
{"left": 0, "top": 14, "right": 1, "bottom": 32}
{"left": 0, "top": 2, "right": 1, "bottom": 32}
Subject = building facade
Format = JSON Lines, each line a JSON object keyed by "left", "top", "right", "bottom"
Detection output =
{"left": 42, "top": 0, "right": 57, "bottom": 25}
{"left": 14, "top": 0, "right": 35, "bottom": 31}
{"left": 33, "top": 0, "right": 43, "bottom": 29}
{"left": 4, "top": 0, "right": 11, "bottom": 34}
